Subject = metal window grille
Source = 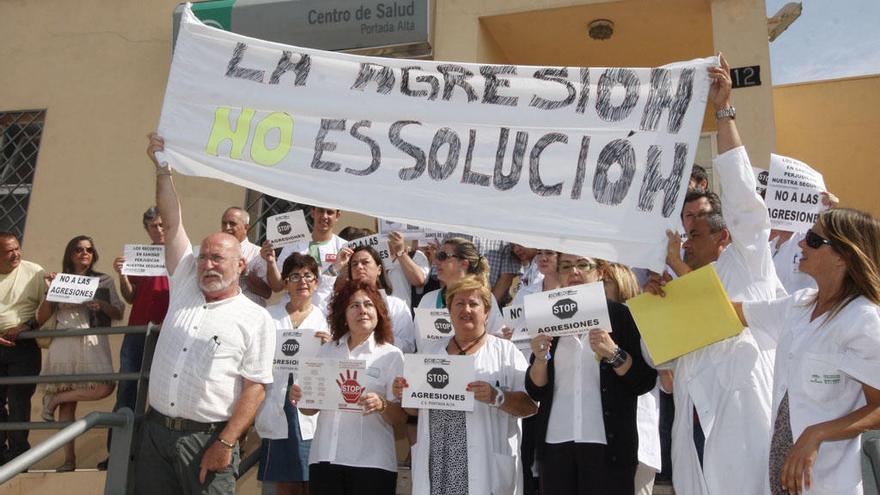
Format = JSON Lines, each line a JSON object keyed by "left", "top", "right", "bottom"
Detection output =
{"left": 244, "top": 189, "right": 311, "bottom": 244}
{"left": 0, "top": 110, "right": 45, "bottom": 242}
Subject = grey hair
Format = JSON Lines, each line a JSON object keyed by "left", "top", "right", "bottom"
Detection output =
{"left": 224, "top": 207, "right": 250, "bottom": 225}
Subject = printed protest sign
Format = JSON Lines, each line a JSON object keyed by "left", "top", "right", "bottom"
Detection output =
{"left": 524, "top": 282, "right": 610, "bottom": 337}
{"left": 266, "top": 211, "right": 310, "bottom": 248}
{"left": 46, "top": 273, "right": 101, "bottom": 304}
{"left": 298, "top": 358, "right": 365, "bottom": 411}
{"left": 504, "top": 304, "right": 533, "bottom": 358}
{"left": 413, "top": 308, "right": 454, "bottom": 348}
{"left": 272, "top": 328, "right": 324, "bottom": 376}
{"left": 753, "top": 167, "right": 768, "bottom": 197}
{"left": 378, "top": 219, "right": 445, "bottom": 242}
{"left": 157, "top": 6, "right": 715, "bottom": 272}
{"left": 402, "top": 354, "right": 475, "bottom": 411}
{"left": 765, "top": 154, "right": 826, "bottom": 233}
{"left": 121, "top": 244, "right": 167, "bottom": 276}
{"left": 344, "top": 234, "right": 392, "bottom": 270}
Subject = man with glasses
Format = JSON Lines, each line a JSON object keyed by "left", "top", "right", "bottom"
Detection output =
{"left": 0, "top": 231, "right": 45, "bottom": 463}
{"left": 645, "top": 56, "right": 785, "bottom": 495}
{"left": 137, "top": 133, "right": 275, "bottom": 495}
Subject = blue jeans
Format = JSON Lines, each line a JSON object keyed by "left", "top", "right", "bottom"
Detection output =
{"left": 115, "top": 333, "right": 146, "bottom": 412}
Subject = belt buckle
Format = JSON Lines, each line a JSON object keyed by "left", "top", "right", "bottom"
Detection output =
{"left": 170, "top": 417, "right": 185, "bottom": 430}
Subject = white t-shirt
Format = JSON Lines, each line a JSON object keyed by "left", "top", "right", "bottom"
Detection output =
{"left": 240, "top": 239, "right": 268, "bottom": 306}
{"left": 744, "top": 289, "right": 880, "bottom": 495}
{"left": 384, "top": 250, "right": 430, "bottom": 308}
{"left": 255, "top": 302, "right": 327, "bottom": 440}
{"left": 308, "top": 333, "right": 404, "bottom": 472}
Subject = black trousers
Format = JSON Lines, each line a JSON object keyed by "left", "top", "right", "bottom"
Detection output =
{"left": 521, "top": 415, "right": 539, "bottom": 494}
{"left": 0, "top": 341, "right": 41, "bottom": 458}
{"left": 309, "top": 462, "right": 397, "bottom": 495}
{"left": 539, "top": 442, "right": 636, "bottom": 495}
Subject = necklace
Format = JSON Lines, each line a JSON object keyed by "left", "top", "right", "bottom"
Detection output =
{"left": 452, "top": 332, "right": 486, "bottom": 355}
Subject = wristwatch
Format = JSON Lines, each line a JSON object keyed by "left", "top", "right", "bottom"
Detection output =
{"left": 715, "top": 106, "right": 736, "bottom": 120}
{"left": 217, "top": 438, "right": 236, "bottom": 450}
{"left": 491, "top": 385, "right": 506, "bottom": 408}
{"left": 604, "top": 348, "right": 629, "bottom": 369}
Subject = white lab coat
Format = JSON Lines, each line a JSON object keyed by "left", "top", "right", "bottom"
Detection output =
{"left": 668, "top": 147, "right": 783, "bottom": 495}
{"left": 411, "top": 335, "right": 528, "bottom": 495}
{"left": 745, "top": 290, "right": 880, "bottom": 494}
{"left": 278, "top": 234, "right": 348, "bottom": 312}
{"left": 770, "top": 232, "right": 817, "bottom": 294}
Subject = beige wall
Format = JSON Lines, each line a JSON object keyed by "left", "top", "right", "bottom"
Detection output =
{"left": 773, "top": 75, "right": 880, "bottom": 217}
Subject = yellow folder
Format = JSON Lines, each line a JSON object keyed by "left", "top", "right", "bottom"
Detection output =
{"left": 626, "top": 264, "right": 744, "bottom": 365}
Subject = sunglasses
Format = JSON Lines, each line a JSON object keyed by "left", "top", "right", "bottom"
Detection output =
{"left": 73, "top": 246, "right": 94, "bottom": 254}
{"left": 804, "top": 229, "right": 833, "bottom": 249}
{"left": 559, "top": 261, "right": 597, "bottom": 273}
{"left": 435, "top": 251, "right": 459, "bottom": 261}
{"left": 286, "top": 273, "right": 317, "bottom": 283}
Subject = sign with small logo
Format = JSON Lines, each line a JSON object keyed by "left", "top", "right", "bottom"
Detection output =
{"left": 765, "top": 153, "right": 827, "bottom": 233}
{"left": 730, "top": 65, "right": 761, "bottom": 88}
{"left": 298, "top": 358, "right": 366, "bottom": 411}
{"left": 266, "top": 211, "right": 310, "bottom": 248}
{"left": 46, "top": 273, "right": 101, "bottom": 304}
{"left": 524, "top": 282, "right": 610, "bottom": 337}
{"left": 121, "top": 244, "right": 167, "bottom": 276}
{"left": 272, "top": 328, "right": 324, "bottom": 375}
{"left": 414, "top": 308, "right": 454, "bottom": 348}
{"left": 402, "top": 354, "right": 474, "bottom": 411}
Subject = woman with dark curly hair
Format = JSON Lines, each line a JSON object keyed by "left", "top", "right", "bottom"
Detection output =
{"left": 35, "top": 234, "right": 124, "bottom": 471}
{"left": 289, "top": 281, "right": 407, "bottom": 495}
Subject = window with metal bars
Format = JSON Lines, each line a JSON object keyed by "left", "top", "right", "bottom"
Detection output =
{"left": 244, "top": 189, "right": 311, "bottom": 244}
{"left": 0, "top": 110, "right": 45, "bottom": 242}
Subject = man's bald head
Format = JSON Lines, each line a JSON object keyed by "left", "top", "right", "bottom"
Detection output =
{"left": 197, "top": 233, "right": 245, "bottom": 299}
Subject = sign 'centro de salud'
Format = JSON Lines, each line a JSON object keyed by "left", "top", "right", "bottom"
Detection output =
{"left": 159, "top": 6, "right": 715, "bottom": 272}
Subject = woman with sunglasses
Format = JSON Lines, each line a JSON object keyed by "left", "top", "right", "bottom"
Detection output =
{"left": 345, "top": 245, "right": 417, "bottom": 353}
{"left": 526, "top": 253, "right": 656, "bottom": 494}
{"left": 35, "top": 235, "right": 124, "bottom": 471}
{"left": 733, "top": 208, "right": 880, "bottom": 495}
{"left": 289, "top": 281, "right": 407, "bottom": 495}
{"left": 417, "top": 237, "right": 505, "bottom": 335}
{"left": 256, "top": 253, "right": 331, "bottom": 495}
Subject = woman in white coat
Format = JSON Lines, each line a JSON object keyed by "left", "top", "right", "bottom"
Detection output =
{"left": 734, "top": 208, "right": 880, "bottom": 495}
{"left": 394, "top": 275, "right": 538, "bottom": 495}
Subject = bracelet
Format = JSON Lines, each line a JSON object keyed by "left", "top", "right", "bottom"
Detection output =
{"left": 377, "top": 396, "right": 388, "bottom": 413}
{"left": 157, "top": 170, "right": 172, "bottom": 176}
{"left": 604, "top": 348, "right": 629, "bottom": 368}
{"left": 217, "top": 438, "right": 235, "bottom": 449}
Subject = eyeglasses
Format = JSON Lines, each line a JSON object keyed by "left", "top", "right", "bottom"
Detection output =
{"left": 435, "top": 251, "right": 459, "bottom": 262}
{"left": 73, "top": 246, "right": 94, "bottom": 254}
{"left": 286, "top": 273, "right": 316, "bottom": 283}
{"left": 559, "top": 261, "right": 597, "bottom": 273}
{"left": 804, "top": 229, "right": 834, "bottom": 249}
{"left": 197, "top": 254, "right": 237, "bottom": 264}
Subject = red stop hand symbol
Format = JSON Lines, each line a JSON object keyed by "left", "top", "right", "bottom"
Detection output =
{"left": 336, "top": 369, "right": 364, "bottom": 404}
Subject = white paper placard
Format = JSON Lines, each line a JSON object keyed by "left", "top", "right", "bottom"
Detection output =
{"left": 402, "top": 354, "right": 475, "bottom": 411}
{"left": 272, "top": 328, "right": 324, "bottom": 376}
{"left": 503, "top": 304, "right": 531, "bottom": 342}
{"left": 298, "top": 358, "right": 366, "bottom": 411}
{"left": 121, "top": 244, "right": 167, "bottom": 276}
{"left": 378, "top": 219, "right": 445, "bottom": 243}
{"left": 266, "top": 211, "right": 311, "bottom": 248}
{"left": 45, "top": 273, "right": 101, "bottom": 304}
{"left": 413, "top": 308, "right": 454, "bottom": 348}
{"left": 765, "top": 153, "right": 827, "bottom": 233}
{"left": 524, "top": 282, "right": 610, "bottom": 337}
{"left": 344, "top": 234, "right": 392, "bottom": 271}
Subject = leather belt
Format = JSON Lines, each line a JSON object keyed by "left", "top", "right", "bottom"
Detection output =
{"left": 147, "top": 409, "right": 227, "bottom": 433}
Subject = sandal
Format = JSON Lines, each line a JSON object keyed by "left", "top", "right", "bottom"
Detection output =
{"left": 56, "top": 461, "right": 75, "bottom": 472}
{"left": 41, "top": 393, "right": 56, "bottom": 422}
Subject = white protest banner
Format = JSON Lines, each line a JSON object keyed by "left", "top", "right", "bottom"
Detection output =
{"left": 121, "top": 244, "right": 167, "bottom": 276}
{"left": 344, "top": 234, "right": 392, "bottom": 270}
{"left": 402, "top": 354, "right": 475, "bottom": 411}
{"left": 266, "top": 211, "right": 310, "bottom": 248}
{"left": 156, "top": 6, "right": 715, "bottom": 272}
{"left": 765, "top": 154, "right": 827, "bottom": 233}
{"left": 46, "top": 273, "right": 101, "bottom": 304}
{"left": 413, "top": 308, "right": 454, "bottom": 348}
{"left": 272, "top": 328, "right": 324, "bottom": 376}
{"left": 298, "top": 358, "right": 365, "bottom": 411}
{"left": 524, "top": 282, "right": 610, "bottom": 337}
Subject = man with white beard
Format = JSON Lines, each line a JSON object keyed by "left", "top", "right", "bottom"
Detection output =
{"left": 132, "top": 132, "right": 275, "bottom": 495}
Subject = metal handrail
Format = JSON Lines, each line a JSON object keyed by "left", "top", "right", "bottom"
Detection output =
{"left": 0, "top": 410, "right": 133, "bottom": 491}
{"left": 16, "top": 324, "right": 150, "bottom": 339}
{"left": 0, "top": 372, "right": 143, "bottom": 386}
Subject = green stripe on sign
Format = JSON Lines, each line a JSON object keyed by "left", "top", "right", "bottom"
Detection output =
{"left": 191, "top": 0, "right": 236, "bottom": 31}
